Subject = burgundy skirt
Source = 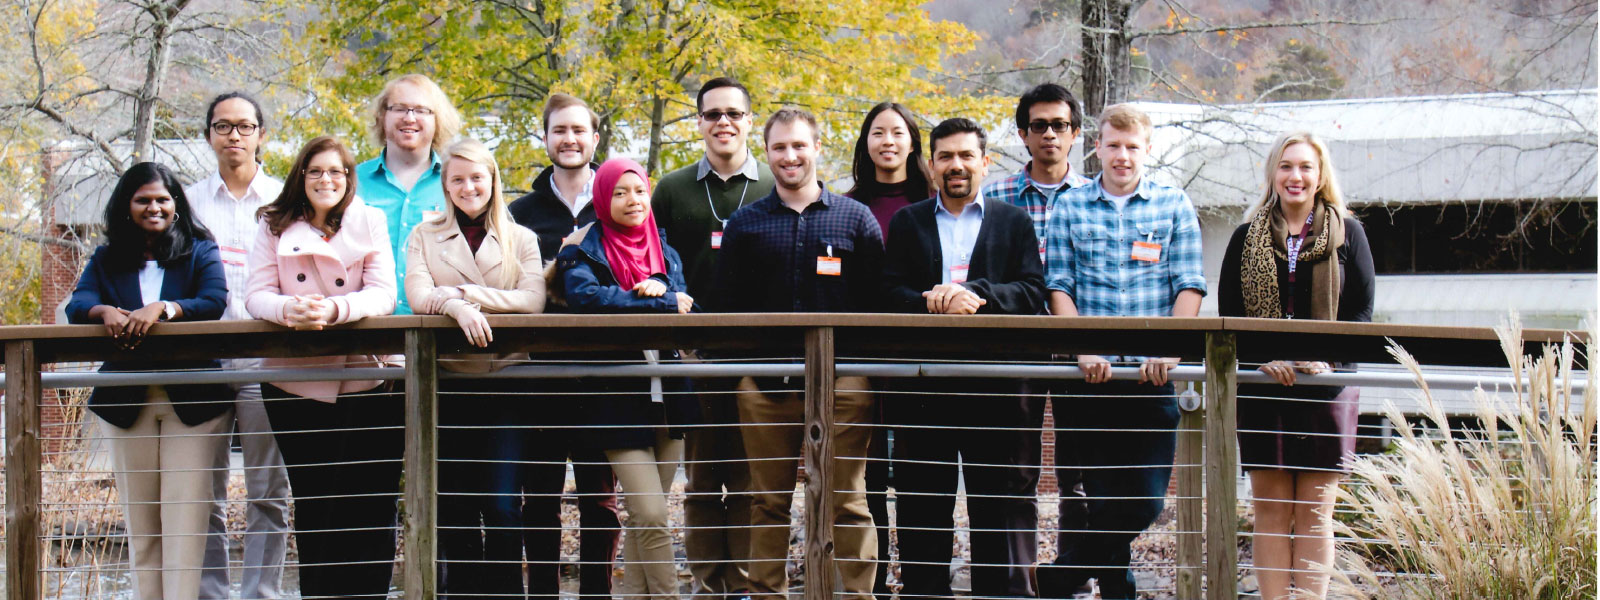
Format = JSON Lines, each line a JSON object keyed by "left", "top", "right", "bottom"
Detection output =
{"left": 1236, "top": 384, "right": 1360, "bottom": 472}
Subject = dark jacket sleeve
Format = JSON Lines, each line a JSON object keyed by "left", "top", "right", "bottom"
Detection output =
{"left": 559, "top": 245, "right": 679, "bottom": 314}
{"left": 849, "top": 210, "right": 887, "bottom": 312}
{"left": 174, "top": 240, "right": 228, "bottom": 321}
{"left": 1338, "top": 217, "right": 1375, "bottom": 323}
{"left": 963, "top": 209, "right": 1045, "bottom": 315}
{"left": 1217, "top": 224, "right": 1250, "bottom": 318}
{"left": 880, "top": 208, "right": 930, "bottom": 313}
{"left": 65, "top": 247, "right": 110, "bottom": 324}
{"left": 662, "top": 242, "right": 700, "bottom": 313}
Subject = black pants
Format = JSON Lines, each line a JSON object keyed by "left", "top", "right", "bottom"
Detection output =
{"left": 890, "top": 378, "right": 1043, "bottom": 599}
{"left": 1045, "top": 381, "right": 1178, "bottom": 600}
{"left": 438, "top": 377, "right": 527, "bottom": 600}
{"left": 263, "top": 383, "right": 403, "bottom": 599}
{"left": 865, "top": 413, "right": 892, "bottom": 600}
{"left": 522, "top": 378, "right": 620, "bottom": 600}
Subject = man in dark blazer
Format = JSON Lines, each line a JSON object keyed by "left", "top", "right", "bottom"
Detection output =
{"left": 881, "top": 117, "right": 1047, "bottom": 599}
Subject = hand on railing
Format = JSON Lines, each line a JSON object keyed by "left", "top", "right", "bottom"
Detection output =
{"left": 633, "top": 278, "right": 668, "bottom": 298}
{"left": 1258, "top": 360, "right": 1330, "bottom": 386}
{"left": 1140, "top": 356, "right": 1181, "bottom": 386}
{"left": 443, "top": 299, "right": 493, "bottom": 347}
{"left": 923, "top": 283, "right": 986, "bottom": 315}
{"left": 285, "top": 294, "right": 333, "bottom": 330}
{"left": 674, "top": 292, "right": 695, "bottom": 314}
{"left": 1077, "top": 353, "right": 1112, "bottom": 383}
{"left": 417, "top": 285, "right": 465, "bottom": 314}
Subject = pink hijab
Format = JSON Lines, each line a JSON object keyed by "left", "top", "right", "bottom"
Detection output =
{"left": 593, "top": 158, "right": 666, "bottom": 290}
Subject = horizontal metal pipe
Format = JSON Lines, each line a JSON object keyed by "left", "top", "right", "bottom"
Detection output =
{"left": 8, "top": 363, "right": 1586, "bottom": 393}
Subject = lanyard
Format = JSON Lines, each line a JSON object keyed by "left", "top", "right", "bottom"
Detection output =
{"left": 1284, "top": 210, "right": 1315, "bottom": 318}
{"left": 704, "top": 177, "right": 751, "bottom": 230}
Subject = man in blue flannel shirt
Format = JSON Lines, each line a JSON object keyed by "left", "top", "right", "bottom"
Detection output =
{"left": 1040, "top": 103, "right": 1206, "bottom": 600}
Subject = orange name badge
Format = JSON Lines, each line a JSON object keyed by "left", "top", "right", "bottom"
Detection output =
{"left": 710, "top": 231, "right": 723, "bottom": 250}
{"left": 817, "top": 256, "right": 843, "bottom": 276}
{"left": 1131, "top": 241, "right": 1162, "bottom": 262}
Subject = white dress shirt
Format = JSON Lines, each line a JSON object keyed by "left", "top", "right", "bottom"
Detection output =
{"left": 185, "top": 166, "right": 285, "bottom": 322}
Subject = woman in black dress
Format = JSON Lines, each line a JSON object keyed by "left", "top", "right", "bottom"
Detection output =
{"left": 1218, "top": 131, "right": 1374, "bottom": 600}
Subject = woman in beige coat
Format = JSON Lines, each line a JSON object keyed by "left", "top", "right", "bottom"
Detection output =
{"left": 405, "top": 138, "right": 545, "bottom": 597}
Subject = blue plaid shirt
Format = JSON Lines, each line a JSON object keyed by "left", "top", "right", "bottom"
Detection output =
{"left": 1045, "top": 175, "right": 1206, "bottom": 319}
{"left": 714, "top": 185, "right": 885, "bottom": 313}
{"left": 982, "top": 164, "right": 1092, "bottom": 266}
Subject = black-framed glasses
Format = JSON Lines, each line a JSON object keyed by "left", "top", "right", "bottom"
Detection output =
{"left": 386, "top": 105, "right": 435, "bottom": 117}
{"left": 700, "top": 109, "right": 748, "bottom": 123}
{"left": 304, "top": 168, "right": 348, "bottom": 180}
{"left": 1027, "top": 120, "right": 1073, "bottom": 134}
{"left": 211, "top": 122, "right": 259, "bottom": 136}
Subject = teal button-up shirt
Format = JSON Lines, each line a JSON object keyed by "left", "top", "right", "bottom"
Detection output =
{"left": 356, "top": 150, "right": 444, "bottom": 315}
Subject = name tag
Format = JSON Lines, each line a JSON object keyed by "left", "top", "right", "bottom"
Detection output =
{"left": 1131, "top": 241, "right": 1162, "bottom": 262}
{"left": 950, "top": 263, "right": 970, "bottom": 284}
{"left": 817, "top": 256, "right": 842, "bottom": 276}
{"left": 710, "top": 231, "right": 723, "bottom": 250}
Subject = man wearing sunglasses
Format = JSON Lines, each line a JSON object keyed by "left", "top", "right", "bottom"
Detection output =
{"left": 651, "top": 76, "right": 774, "bottom": 600}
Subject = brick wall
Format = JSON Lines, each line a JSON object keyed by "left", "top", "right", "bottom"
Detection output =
{"left": 38, "top": 150, "right": 85, "bottom": 456}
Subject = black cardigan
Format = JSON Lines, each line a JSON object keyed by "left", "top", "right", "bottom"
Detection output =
{"left": 881, "top": 197, "right": 1047, "bottom": 315}
{"left": 1217, "top": 215, "right": 1375, "bottom": 323}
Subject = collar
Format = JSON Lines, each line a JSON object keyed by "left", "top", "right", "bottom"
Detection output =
{"left": 1023, "top": 162, "right": 1090, "bottom": 194}
{"left": 551, "top": 166, "right": 595, "bottom": 205}
{"left": 696, "top": 151, "right": 761, "bottom": 182}
{"left": 934, "top": 191, "right": 985, "bottom": 217}
{"left": 1090, "top": 174, "right": 1155, "bottom": 203}
{"left": 202, "top": 164, "right": 277, "bottom": 203}
{"left": 368, "top": 148, "right": 443, "bottom": 177}
{"left": 760, "top": 183, "right": 835, "bottom": 213}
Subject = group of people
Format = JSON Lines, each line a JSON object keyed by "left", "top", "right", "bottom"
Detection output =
{"left": 65, "top": 73, "right": 1374, "bottom": 600}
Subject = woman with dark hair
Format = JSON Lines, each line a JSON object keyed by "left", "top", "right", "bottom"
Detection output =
{"left": 1219, "top": 131, "right": 1375, "bottom": 600}
{"left": 554, "top": 158, "right": 699, "bottom": 600}
{"left": 245, "top": 136, "right": 403, "bottom": 599}
{"left": 847, "top": 101, "right": 934, "bottom": 238}
{"left": 65, "top": 161, "right": 231, "bottom": 600}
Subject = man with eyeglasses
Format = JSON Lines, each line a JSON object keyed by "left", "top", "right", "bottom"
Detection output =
{"left": 650, "top": 76, "right": 773, "bottom": 600}
{"left": 981, "top": 83, "right": 1094, "bottom": 598}
{"left": 184, "top": 91, "right": 291, "bottom": 600}
{"left": 354, "top": 73, "right": 462, "bottom": 314}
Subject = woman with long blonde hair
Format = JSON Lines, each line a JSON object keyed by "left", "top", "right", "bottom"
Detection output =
{"left": 405, "top": 138, "right": 547, "bottom": 597}
{"left": 1219, "top": 131, "right": 1375, "bottom": 599}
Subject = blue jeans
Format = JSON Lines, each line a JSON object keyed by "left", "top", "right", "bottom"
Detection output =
{"left": 439, "top": 378, "right": 526, "bottom": 599}
{"left": 1047, "top": 381, "right": 1178, "bottom": 600}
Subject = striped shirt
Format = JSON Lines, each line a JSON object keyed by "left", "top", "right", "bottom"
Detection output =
{"left": 982, "top": 164, "right": 1092, "bottom": 266}
{"left": 1044, "top": 174, "right": 1206, "bottom": 318}
{"left": 185, "top": 168, "right": 284, "bottom": 322}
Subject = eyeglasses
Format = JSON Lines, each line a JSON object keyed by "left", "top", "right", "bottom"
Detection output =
{"left": 1027, "top": 120, "right": 1073, "bottom": 134}
{"left": 386, "top": 105, "right": 435, "bottom": 117}
{"left": 211, "top": 122, "right": 259, "bottom": 136}
{"left": 700, "top": 109, "right": 748, "bottom": 123}
{"left": 304, "top": 168, "right": 348, "bottom": 180}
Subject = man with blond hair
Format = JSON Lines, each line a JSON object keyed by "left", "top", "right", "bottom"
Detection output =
{"left": 355, "top": 73, "right": 463, "bottom": 314}
{"left": 1039, "top": 103, "right": 1206, "bottom": 600}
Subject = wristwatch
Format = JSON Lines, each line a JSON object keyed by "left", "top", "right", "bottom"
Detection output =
{"left": 160, "top": 301, "right": 178, "bottom": 321}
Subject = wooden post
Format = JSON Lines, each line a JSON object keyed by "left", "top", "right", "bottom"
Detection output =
{"left": 1203, "top": 332, "right": 1239, "bottom": 600}
{"left": 803, "top": 327, "right": 836, "bottom": 600}
{"left": 6, "top": 341, "right": 41, "bottom": 600}
{"left": 403, "top": 329, "right": 438, "bottom": 599}
{"left": 1175, "top": 384, "right": 1205, "bottom": 599}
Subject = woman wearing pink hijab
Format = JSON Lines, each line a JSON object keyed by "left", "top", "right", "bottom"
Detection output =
{"left": 554, "top": 157, "right": 698, "bottom": 600}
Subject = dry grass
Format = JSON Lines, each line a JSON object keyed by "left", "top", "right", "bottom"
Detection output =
{"left": 1325, "top": 316, "right": 1597, "bottom": 600}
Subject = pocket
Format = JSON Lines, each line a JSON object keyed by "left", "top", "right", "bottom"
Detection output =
{"left": 1135, "top": 220, "right": 1172, "bottom": 246}
{"left": 1070, "top": 225, "right": 1108, "bottom": 267}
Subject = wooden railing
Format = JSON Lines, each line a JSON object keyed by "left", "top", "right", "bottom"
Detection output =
{"left": 0, "top": 314, "right": 1582, "bottom": 600}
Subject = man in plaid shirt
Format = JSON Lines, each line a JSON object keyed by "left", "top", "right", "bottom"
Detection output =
{"left": 1040, "top": 103, "right": 1206, "bottom": 600}
{"left": 983, "top": 83, "right": 1093, "bottom": 264}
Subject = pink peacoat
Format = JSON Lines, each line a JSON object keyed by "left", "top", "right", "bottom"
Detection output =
{"left": 245, "top": 197, "right": 401, "bottom": 402}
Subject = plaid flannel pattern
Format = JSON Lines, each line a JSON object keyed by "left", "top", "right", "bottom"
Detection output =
{"left": 1044, "top": 175, "right": 1207, "bottom": 319}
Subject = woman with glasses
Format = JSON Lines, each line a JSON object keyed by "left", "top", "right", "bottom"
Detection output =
{"left": 246, "top": 136, "right": 403, "bottom": 599}
{"left": 66, "top": 162, "right": 230, "bottom": 600}
{"left": 405, "top": 138, "right": 546, "bottom": 597}
{"left": 555, "top": 158, "right": 699, "bottom": 600}
{"left": 1218, "top": 131, "right": 1375, "bottom": 600}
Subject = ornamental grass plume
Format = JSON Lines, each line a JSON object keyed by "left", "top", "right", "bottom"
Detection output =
{"left": 1324, "top": 316, "right": 1596, "bottom": 600}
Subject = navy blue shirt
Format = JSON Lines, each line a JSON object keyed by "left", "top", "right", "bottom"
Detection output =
{"left": 714, "top": 185, "right": 885, "bottom": 313}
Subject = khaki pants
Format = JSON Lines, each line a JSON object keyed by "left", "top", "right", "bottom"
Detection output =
{"left": 610, "top": 430, "right": 686, "bottom": 600}
{"left": 103, "top": 386, "right": 233, "bottom": 600}
{"left": 684, "top": 388, "right": 751, "bottom": 598}
{"left": 737, "top": 376, "right": 876, "bottom": 600}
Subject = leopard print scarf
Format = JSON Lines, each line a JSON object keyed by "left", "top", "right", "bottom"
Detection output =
{"left": 1240, "top": 198, "right": 1343, "bottom": 319}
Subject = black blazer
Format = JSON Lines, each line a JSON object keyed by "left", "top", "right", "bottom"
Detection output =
{"left": 64, "top": 241, "right": 232, "bottom": 429}
{"left": 882, "top": 197, "right": 1046, "bottom": 315}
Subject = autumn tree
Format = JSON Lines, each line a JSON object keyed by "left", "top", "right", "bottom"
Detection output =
{"left": 302, "top": 0, "right": 998, "bottom": 183}
{"left": 1251, "top": 39, "right": 1344, "bottom": 101}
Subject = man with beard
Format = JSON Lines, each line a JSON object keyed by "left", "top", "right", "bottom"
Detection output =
{"left": 505, "top": 93, "right": 624, "bottom": 600}
{"left": 715, "top": 107, "right": 883, "bottom": 600}
{"left": 881, "top": 117, "right": 1046, "bottom": 600}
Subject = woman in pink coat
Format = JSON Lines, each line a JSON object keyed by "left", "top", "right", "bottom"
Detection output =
{"left": 245, "top": 135, "right": 402, "bottom": 599}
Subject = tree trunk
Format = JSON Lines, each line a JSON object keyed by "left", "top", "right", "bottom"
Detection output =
{"left": 131, "top": 0, "right": 188, "bottom": 163}
{"left": 646, "top": 93, "right": 666, "bottom": 175}
{"left": 1079, "top": 0, "right": 1139, "bottom": 173}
